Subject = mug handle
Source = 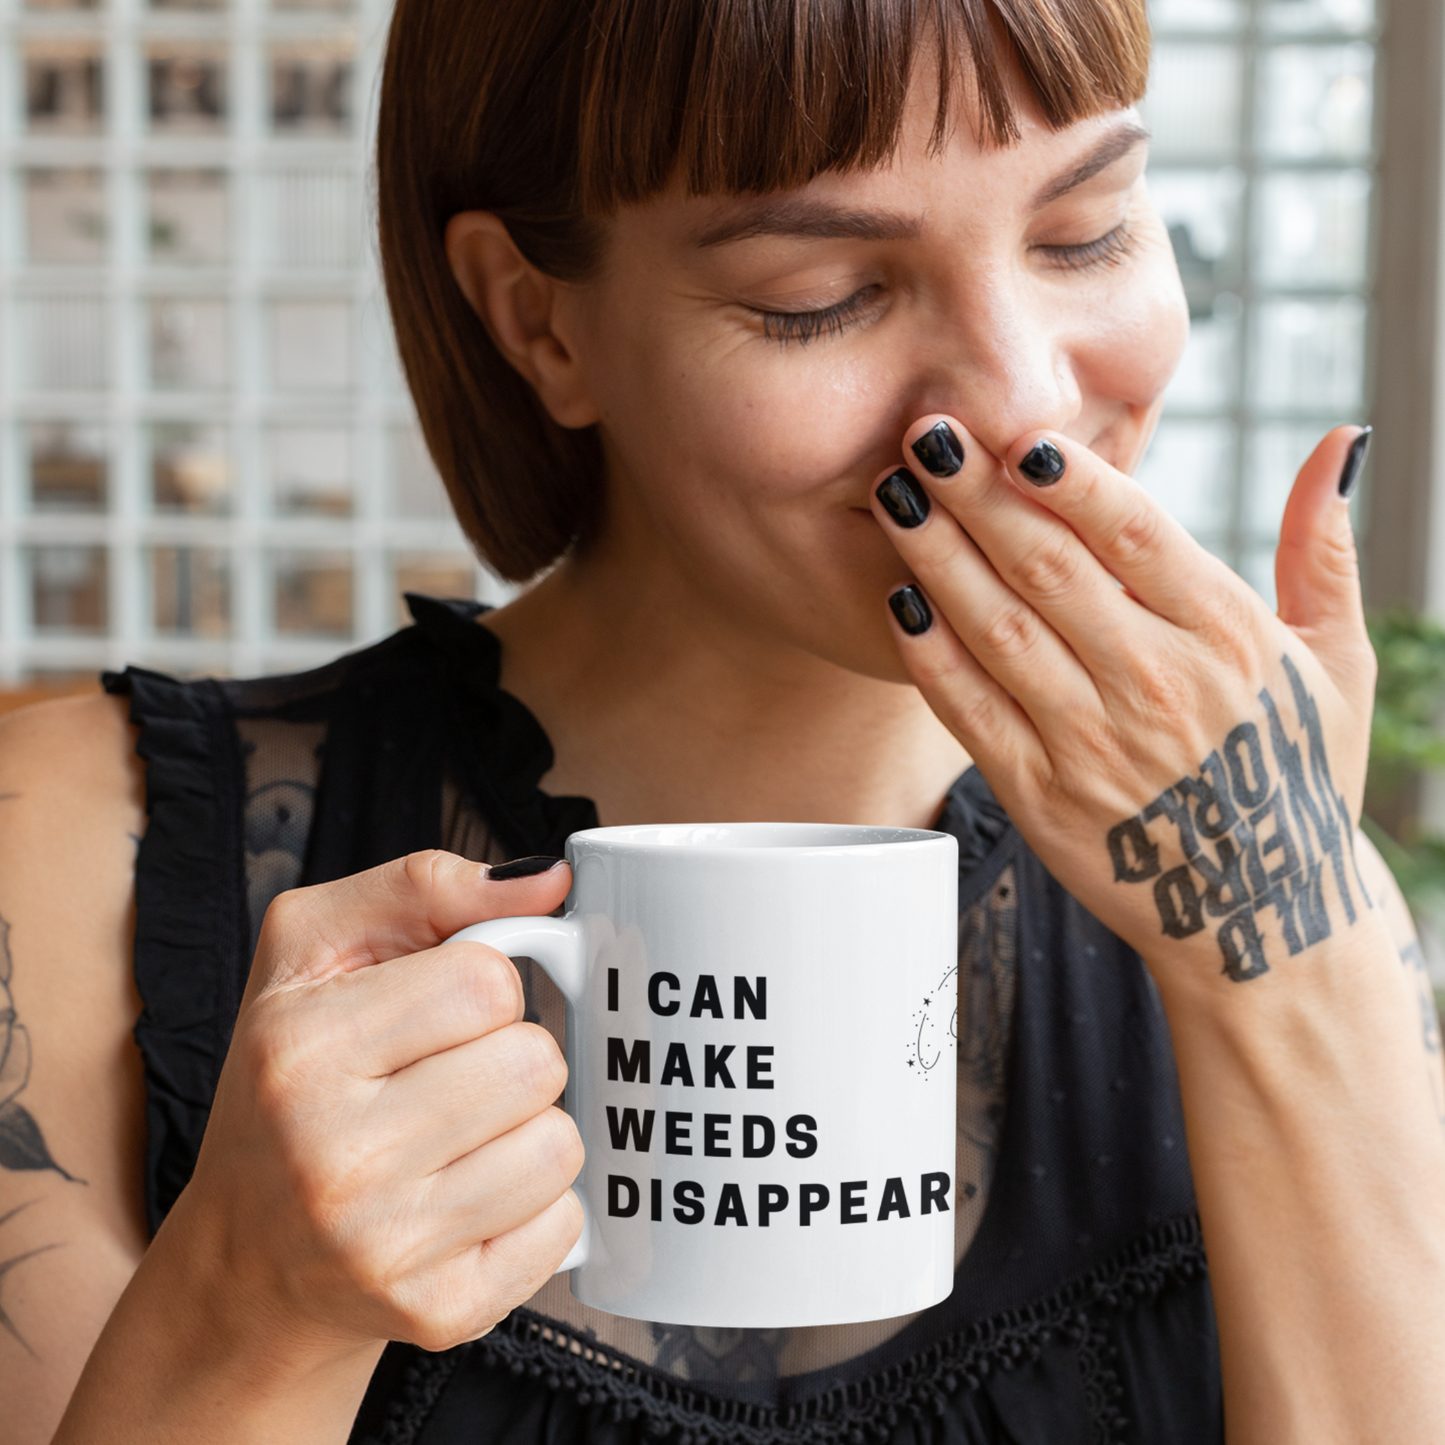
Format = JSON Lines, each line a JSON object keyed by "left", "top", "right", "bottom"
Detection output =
{"left": 448, "top": 917, "right": 591, "bottom": 1272}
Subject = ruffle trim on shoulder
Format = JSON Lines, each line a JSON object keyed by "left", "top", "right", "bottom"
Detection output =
{"left": 403, "top": 594, "right": 599, "bottom": 857}
{"left": 102, "top": 666, "right": 249, "bottom": 1234}
{"left": 375, "top": 1214, "right": 1207, "bottom": 1445}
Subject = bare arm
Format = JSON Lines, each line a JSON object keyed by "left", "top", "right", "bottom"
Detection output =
{"left": 0, "top": 695, "right": 148, "bottom": 1445}
{"left": 875, "top": 415, "right": 1445, "bottom": 1441}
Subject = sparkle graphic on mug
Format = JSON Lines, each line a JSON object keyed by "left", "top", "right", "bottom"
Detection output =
{"left": 909, "top": 963, "right": 959, "bottom": 1077}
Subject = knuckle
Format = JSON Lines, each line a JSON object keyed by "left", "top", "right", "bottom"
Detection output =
{"left": 456, "top": 947, "right": 524, "bottom": 1029}
{"left": 536, "top": 1105, "right": 585, "bottom": 1181}
{"left": 1106, "top": 498, "right": 1166, "bottom": 568}
{"left": 975, "top": 602, "right": 1041, "bottom": 662}
{"left": 508, "top": 1023, "right": 569, "bottom": 1102}
{"left": 397, "top": 848, "right": 450, "bottom": 897}
{"left": 1014, "top": 535, "right": 1084, "bottom": 600}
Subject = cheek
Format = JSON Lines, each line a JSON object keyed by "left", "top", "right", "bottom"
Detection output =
{"left": 1080, "top": 258, "right": 1191, "bottom": 408}
{"left": 602, "top": 321, "right": 896, "bottom": 507}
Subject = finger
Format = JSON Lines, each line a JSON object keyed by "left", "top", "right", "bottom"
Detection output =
{"left": 1275, "top": 425, "right": 1376, "bottom": 699}
{"left": 899, "top": 416, "right": 1167, "bottom": 668}
{"left": 999, "top": 426, "right": 1246, "bottom": 628}
{"left": 380, "top": 1021, "right": 568, "bottom": 1170}
{"left": 871, "top": 463, "right": 1103, "bottom": 729}
{"left": 400, "top": 1187, "right": 586, "bottom": 1351}
{"left": 461, "top": 1190, "right": 587, "bottom": 1337}
{"left": 321, "top": 938, "right": 526, "bottom": 1077}
{"left": 883, "top": 580, "right": 1050, "bottom": 791}
{"left": 428, "top": 1105, "right": 584, "bottom": 1255}
{"left": 248, "top": 851, "right": 571, "bottom": 993}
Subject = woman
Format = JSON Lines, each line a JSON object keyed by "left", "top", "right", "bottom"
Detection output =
{"left": 3, "top": 0, "right": 1443, "bottom": 1440}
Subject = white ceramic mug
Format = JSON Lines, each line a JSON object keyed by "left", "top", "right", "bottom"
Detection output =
{"left": 452, "top": 822, "right": 959, "bottom": 1328}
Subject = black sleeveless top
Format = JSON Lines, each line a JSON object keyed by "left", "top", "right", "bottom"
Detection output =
{"left": 104, "top": 596, "right": 1222, "bottom": 1445}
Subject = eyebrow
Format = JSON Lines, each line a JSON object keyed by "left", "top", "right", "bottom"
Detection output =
{"left": 1032, "top": 120, "right": 1151, "bottom": 207}
{"left": 692, "top": 119, "right": 1150, "bottom": 251}
{"left": 693, "top": 199, "right": 923, "bottom": 249}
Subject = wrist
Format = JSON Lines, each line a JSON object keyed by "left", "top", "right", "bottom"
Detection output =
{"left": 57, "top": 1185, "right": 383, "bottom": 1445}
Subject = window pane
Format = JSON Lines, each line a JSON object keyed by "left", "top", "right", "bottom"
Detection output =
{"left": 25, "top": 298, "right": 108, "bottom": 390}
{"left": 394, "top": 553, "right": 475, "bottom": 622}
{"left": 1251, "top": 297, "right": 1367, "bottom": 410}
{"left": 270, "top": 302, "right": 351, "bottom": 391}
{"left": 25, "top": 45, "right": 103, "bottom": 133}
{"left": 1264, "top": 0, "right": 1373, "bottom": 36}
{"left": 1149, "top": 0, "right": 1244, "bottom": 32}
{"left": 269, "top": 173, "right": 356, "bottom": 268}
{"left": 1163, "top": 304, "right": 1243, "bottom": 410}
{"left": 29, "top": 422, "right": 107, "bottom": 512}
{"left": 31, "top": 545, "right": 108, "bottom": 632}
{"left": 26, "top": 170, "right": 105, "bottom": 264}
{"left": 391, "top": 427, "right": 450, "bottom": 518}
{"left": 152, "top": 548, "right": 231, "bottom": 635}
{"left": 1245, "top": 424, "right": 1333, "bottom": 537}
{"left": 273, "top": 552, "right": 353, "bottom": 636}
{"left": 272, "top": 427, "right": 351, "bottom": 515}
{"left": 152, "top": 423, "right": 231, "bottom": 513}
{"left": 148, "top": 171, "right": 229, "bottom": 266}
{"left": 1257, "top": 44, "right": 1374, "bottom": 161}
{"left": 150, "top": 299, "right": 229, "bottom": 390}
{"left": 270, "top": 44, "right": 351, "bottom": 135}
{"left": 1140, "top": 46, "right": 1244, "bottom": 160}
{"left": 1134, "top": 419, "right": 1236, "bottom": 537}
{"left": 1253, "top": 170, "right": 1370, "bottom": 288}
{"left": 149, "top": 47, "right": 227, "bottom": 133}
{"left": 1150, "top": 168, "right": 1245, "bottom": 318}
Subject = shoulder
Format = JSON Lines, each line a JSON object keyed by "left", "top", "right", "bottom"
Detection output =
{"left": 0, "top": 691, "right": 141, "bottom": 815}
{"left": 0, "top": 695, "right": 148, "bottom": 1433}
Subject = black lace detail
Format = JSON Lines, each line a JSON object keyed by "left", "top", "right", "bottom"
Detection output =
{"left": 373, "top": 1348, "right": 470, "bottom": 1445}
{"left": 382, "top": 1216, "right": 1206, "bottom": 1445}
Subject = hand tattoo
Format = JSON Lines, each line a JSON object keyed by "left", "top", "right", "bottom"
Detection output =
{"left": 1107, "top": 656, "right": 1372, "bottom": 981}
{"left": 0, "top": 915, "right": 81, "bottom": 1180}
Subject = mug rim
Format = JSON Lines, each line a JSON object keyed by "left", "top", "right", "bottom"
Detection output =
{"left": 566, "top": 822, "right": 952, "bottom": 855}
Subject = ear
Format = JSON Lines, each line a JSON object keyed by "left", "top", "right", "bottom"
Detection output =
{"left": 445, "top": 212, "right": 600, "bottom": 429}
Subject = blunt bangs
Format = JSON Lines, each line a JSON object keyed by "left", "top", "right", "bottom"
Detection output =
{"left": 378, "top": 0, "right": 1152, "bottom": 581}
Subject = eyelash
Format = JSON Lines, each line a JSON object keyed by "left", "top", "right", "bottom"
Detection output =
{"left": 757, "top": 286, "right": 882, "bottom": 347}
{"left": 751, "top": 223, "right": 1137, "bottom": 346}
{"left": 1036, "top": 222, "right": 1137, "bottom": 271}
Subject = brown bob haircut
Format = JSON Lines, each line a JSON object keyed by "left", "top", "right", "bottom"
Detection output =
{"left": 378, "top": 0, "right": 1151, "bottom": 582}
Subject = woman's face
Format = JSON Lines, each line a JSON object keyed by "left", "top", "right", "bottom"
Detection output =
{"left": 557, "top": 80, "right": 1188, "bottom": 683}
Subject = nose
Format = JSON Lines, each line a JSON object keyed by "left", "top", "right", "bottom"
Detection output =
{"left": 909, "top": 273, "right": 1084, "bottom": 460}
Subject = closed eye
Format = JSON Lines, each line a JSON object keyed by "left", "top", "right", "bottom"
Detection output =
{"left": 750, "top": 285, "right": 883, "bottom": 346}
{"left": 1035, "top": 223, "right": 1136, "bottom": 272}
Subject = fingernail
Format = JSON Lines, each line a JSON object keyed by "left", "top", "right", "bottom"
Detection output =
{"left": 875, "top": 468, "right": 931, "bottom": 528}
{"left": 1338, "top": 425, "right": 1372, "bottom": 500}
{"left": 1018, "top": 439, "right": 1065, "bottom": 485}
{"left": 910, "top": 421, "right": 965, "bottom": 477}
{"left": 888, "top": 584, "right": 933, "bottom": 636}
{"left": 487, "top": 855, "right": 565, "bottom": 880}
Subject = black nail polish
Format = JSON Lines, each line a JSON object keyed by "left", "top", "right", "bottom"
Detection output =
{"left": 911, "top": 421, "right": 965, "bottom": 477}
{"left": 888, "top": 584, "right": 933, "bottom": 636}
{"left": 1019, "top": 439, "right": 1065, "bottom": 485}
{"left": 875, "top": 468, "right": 931, "bottom": 528}
{"left": 489, "top": 855, "right": 565, "bottom": 880}
{"left": 1338, "top": 425, "right": 1372, "bottom": 499}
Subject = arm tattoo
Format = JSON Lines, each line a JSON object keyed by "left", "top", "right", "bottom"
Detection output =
{"left": 0, "top": 915, "right": 82, "bottom": 1181}
{"left": 0, "top": 1200, "right": 61, "bottom": 1356}
{"left": 1106, "top": 654, "right": 1373, "bottom": 981}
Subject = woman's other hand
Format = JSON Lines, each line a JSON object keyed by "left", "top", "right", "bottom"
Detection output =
{"left": 55, "top": 852, "right": 582, "bottom": 1444}
{"left": 874, "top": 417, "right": 1445, "bottom": 1444}
{"left": 872, "top": 416, "right": 1375, "bottom": 989}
